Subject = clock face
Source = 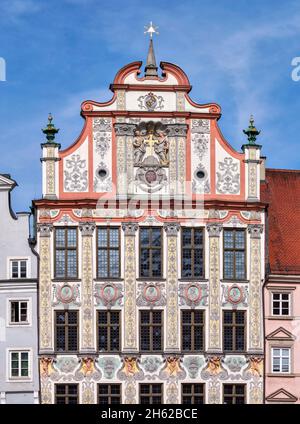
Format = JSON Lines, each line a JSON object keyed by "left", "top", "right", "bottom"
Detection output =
{"left": 228, "top": 285, "right": 243, "bottom": 304}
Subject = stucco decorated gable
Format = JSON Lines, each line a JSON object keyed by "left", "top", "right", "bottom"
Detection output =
{"left": 41, "top": 40, "right": 261, "bottom": 204}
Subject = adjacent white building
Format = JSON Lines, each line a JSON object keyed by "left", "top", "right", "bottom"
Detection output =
{"left": 0, "top": 174, "right": 39, "bottom": 404}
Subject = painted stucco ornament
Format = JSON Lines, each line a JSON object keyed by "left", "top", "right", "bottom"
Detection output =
{"left": 140, "top": 356, "right": 163, "bottom": 373}
{"left": 52, "top": 283, "right": 81, "bottom": 306}
{"left": 136, "top": 282, "right": 166, "bottom": 307}
{"left": 221, "top": 284, "right": 249, "bottom": 307}
{"left": 98, "top": 357, "right": 121, "bottom": 379}
{"left": 117, "top": 357, "right": 144, "bottom": 381}
{"left": 94, "top": 283, "right": 123, "bottom": 307}
{"left": 40, "top": 357, "right": 55, "bottom": 378}
{"left": 74, "top": 357, "right": 101, "bottom": 381}
{"left": 159, "top": 357, "right": 186, "bottom": 380}
{"left": 201, "top": 356, "right": 228, "bottom": 380}
{"left": 55, "top": 356, "right": 79, "bottom": 373}
{"left": 137, "top": 92, "right": 164, "bottom": 112}
{"left": 179, "top": 283, "right": 208, "bottom": 307}
{"left": 242, "top": 357, "right": 263, "bottom": 379}
{"left": 183, "top": 356, "right": 205, "bottom": 378}
{"left": 222, "top": 356, "right": 247, "bottom": 372}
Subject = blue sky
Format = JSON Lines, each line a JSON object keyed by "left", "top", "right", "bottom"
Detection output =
{"left": 1, "top": 0, "right": 300, "bottom": 211}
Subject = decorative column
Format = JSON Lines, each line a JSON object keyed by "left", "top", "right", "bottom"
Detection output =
{"left": 207, "top": 223, "right": 222, "bottom": 352}
{"left": 41, "top": 114, "right": 60, "bottom": 199}
{"left": 122, "top": 223, "right": 139, "bottom": 351}
{"left": 164, "top": 223, "right": 180, "bottom": 352}
{"left": 114, "top": 123, "right": 137, "bottom": 196}
{"left": 38, "top": 223, "right": 53, "bottom": 353}
{"left": 248, "top": 224, "right": 263, "bottom": 352}
{"left": 79, "top": 222, "right": 96, "bottom": 353}
{"left": 167, "top": 124, "right": 188, "bottom": 195}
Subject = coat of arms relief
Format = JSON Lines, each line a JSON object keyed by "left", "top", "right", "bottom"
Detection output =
{"left": 133, "top": 121, "right": 169, "bottom": 193}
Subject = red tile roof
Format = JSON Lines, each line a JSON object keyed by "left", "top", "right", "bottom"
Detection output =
{"left": 261, "top": 169, "right": 300, "bottom": 275}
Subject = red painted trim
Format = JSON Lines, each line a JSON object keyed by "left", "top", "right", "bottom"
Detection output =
{"left": 112, "top": 61, "right": 142, "bottom": 85}
{"left": 160, "top": 62, "right": 191, "bottom": 87}
{"left": 81, "top": 92, "right": 117, "bottom": 112}
{"left": 81, "top": 110, "right": 221, "bottom": 120}
{"left": 185, "top": 93, "right": 221, "bottom": 114}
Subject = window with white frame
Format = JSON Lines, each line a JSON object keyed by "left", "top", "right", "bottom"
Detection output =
{"left": 272, "top": 347, "right": 291, "bottom": 373}
{"left": 272, "top": 292, "right": 291, "bottom": 316}
{"left": 10, "top": 260, "right": 27, "bottom": 279}
{"left": 10, "top": 301, "right": 29, "bottom": 324}
{"left": 9, "top": 350, "right": 30, "bottom": 379}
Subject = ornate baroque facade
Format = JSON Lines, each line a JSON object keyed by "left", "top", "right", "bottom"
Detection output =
{"left": 34, "top": 40, "right": 266, "bottom": 404}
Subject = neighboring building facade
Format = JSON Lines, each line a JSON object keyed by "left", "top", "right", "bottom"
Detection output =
{"left": 34, "top": 39, "right": 266, "bottom": 404}
{"left": 0, "top": 174, "right": 39, "bottom": 404}
{"left": 262, "top": 169, "right": 300, "bottom": 403}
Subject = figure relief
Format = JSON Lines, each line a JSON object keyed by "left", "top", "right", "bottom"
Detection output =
{"left": 133, "top": 121, "right": 169, "bottom": 167}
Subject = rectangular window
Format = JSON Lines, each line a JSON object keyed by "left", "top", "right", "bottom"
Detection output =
{"left": 97, "top": 311, "right": 120, "bottom": 352}
{"left": 223, "top": 229, "right": 246, "bottom": 279}
{"left": 10, "top": 301, "right": 28, "bottom": 324}
{"left": 9, "top": 351, "right": 29, "bottom": 379}
{"left": 272, "top": 293, "right": 291, "bottom": 316}
{"left": 223, "top": 310, "right": 246, "bottom": 352}
{"left": 11, "top": 260, "right": 27, "bottom": 279}
{"left": 223, "top": 384, "right": 246, "bottom": 404}
{"left": 97, "top": 227, "right": 120, "bottom": 278}
{"left": 140, "top": 227, "right": 162, "bottom": 278}
{"left": 182, "top": 383, "right": 205, "bottom": 404}
{"left": 55, "top": 311, "right": 78, "bottom": 352}
{"left": 140, "top": 310, "right": 163, "bottom": 352}
{"left": 182, "top": 228, "right": 204, "bottom": 278}
{"left": 272, "top": 348, "right": 291, "bottom": 373}
{"left": 181, "top": 310, "right": 205, "bottom": 352}
{"left": 98, "top": 384, "right": 121, "bottom": 404}
{"left": 55, "top": 384, "right": 78, "bottom": 404}
{"left": 55, "top": 227, "right": 77, "bottom": 279}
{"left": 140, "top": 384, "right": 163, "bottom": 404}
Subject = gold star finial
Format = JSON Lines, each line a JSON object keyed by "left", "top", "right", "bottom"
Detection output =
{"left": 144, "top": 21, "right": 159, "bottom": 39}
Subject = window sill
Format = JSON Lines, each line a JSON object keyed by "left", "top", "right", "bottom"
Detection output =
{"left": 94, "top": 278, "right": 123, "bottom": 282}
{"left": 266, "top": 316, "right": 294, "bottom": 320}
{"left": 8, "top": 322, "right": 30, "bottom": 326}
{"left": 52, "top": 278, "right": 81, "bottom": 282}
{"left": 9, "top": 377, "right": 32, "bottom": 382}
{"left": 136, "top": 278, "right": 166, "bottom": 282}
{"left": 267, "top": 373, "right": 295, "bottom": 378}
{"left": 221, "top": 279, "right": 249, "bottom": 284}
{"left": 178, "top": 278, "right": 208, "bottom": 282}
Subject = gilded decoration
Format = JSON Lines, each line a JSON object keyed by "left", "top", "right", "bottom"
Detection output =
{"left": 159, "top": 357, "right": 186, "bottom": 381}
{"left": 117, "top": 357, "right": 144, "bottom": 380}
{"left": 201, "top": 356, "right": 228, "bottom": 380}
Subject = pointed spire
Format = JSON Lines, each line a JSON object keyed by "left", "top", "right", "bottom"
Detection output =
{"left": 243, "top": 114, "right": 260, "bottom": 144}
{"left": 145, "top": 38, "right": 158, "bottom": 77}
{"left": 144, "top": 21, "right": 159, "bottom": 77}
{"left": 42, "top": 113, "right": 59, "bottom": 143}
